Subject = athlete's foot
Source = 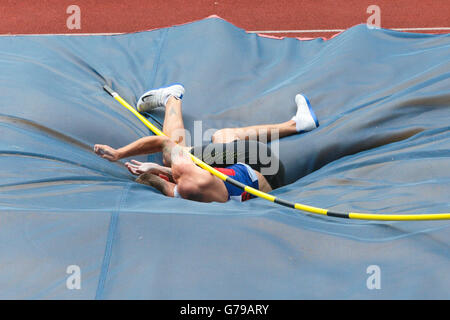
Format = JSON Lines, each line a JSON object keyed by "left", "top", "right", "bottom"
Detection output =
{"left": 291, "top": 94, "right": 319, "bottom": 133}
{"left": 137, "top": 84, "right": 185, "bottom": 113}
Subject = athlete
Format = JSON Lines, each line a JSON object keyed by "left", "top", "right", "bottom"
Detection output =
{"left": 94, "top": 84, "right": 319, "bottom": 202}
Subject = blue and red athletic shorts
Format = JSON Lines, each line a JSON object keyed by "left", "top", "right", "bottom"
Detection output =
{"left": 214, "top": 162, "right": 259, "bottom": 202}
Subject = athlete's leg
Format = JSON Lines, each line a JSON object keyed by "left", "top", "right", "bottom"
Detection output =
{"left": 212, "top": 93, "right": 319, "bottom": 143}
{"left": 252, "top": 170, "right": 272, "bottom": 193}
{"left": 137, "top": 84, "right": 187, "bottom": 146}
{"left": 163, "top": 96, "right": 187, "bottom": 146}
{"left": 212, "top": 120, "right": 297, "bottom": 143}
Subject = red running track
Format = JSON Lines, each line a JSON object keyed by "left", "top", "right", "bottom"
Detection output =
{"left": 0, "top": 0, "right": 449, "bottom": 38}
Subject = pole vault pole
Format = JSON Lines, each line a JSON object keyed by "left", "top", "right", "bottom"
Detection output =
{"left": 103, "top": 84, "right": 450, "bottom": 221}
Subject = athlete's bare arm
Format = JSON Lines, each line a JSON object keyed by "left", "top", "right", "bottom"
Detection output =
{"left": 135, "top": 171, "right": 176, "bottom": 197}
{"left": 94, "top": 134, "right": 268, "bottom": 202}
{"left": 125, "top": 160, "right": 174, "bottom": 182}
{"left": 94, "top": 135, "right": 169, "bottom": 161}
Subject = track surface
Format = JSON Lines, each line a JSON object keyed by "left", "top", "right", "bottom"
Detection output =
{"left": 1, "top": 0, "right": 449, "bottom": 38}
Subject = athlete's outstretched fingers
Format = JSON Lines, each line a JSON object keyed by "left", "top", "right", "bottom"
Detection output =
{"left": 131, "top": 160, "right": 142, "bottom": 165}
{"left": 125, "top": 162, "right": 134, "bottom": 174}
{"left": 125, "top": 162, "right": 140, "bottom": 175}
{"left": 126, "top": 161, "right": 163, "bottom": 175}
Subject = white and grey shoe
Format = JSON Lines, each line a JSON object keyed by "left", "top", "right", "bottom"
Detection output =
{"left": 137, "top": 84, "right": 185, "bottom": 113}
{"left": 292, "top": 94, "right": 319, "bottom": 133}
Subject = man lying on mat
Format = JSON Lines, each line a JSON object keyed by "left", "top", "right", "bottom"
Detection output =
{"left": 94, "top": 84, "right": 319, "bottom": 202}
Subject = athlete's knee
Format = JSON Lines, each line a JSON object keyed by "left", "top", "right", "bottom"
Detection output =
{"left": 161, "top": 137, "right": 183, "bottom": 166}
{"left": 212, "top": 128, "right": 239, "bottom": 143}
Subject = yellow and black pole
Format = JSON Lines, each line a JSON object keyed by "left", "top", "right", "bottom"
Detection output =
{"left": 103, "top": 84, "right": 450, "bottom": 221}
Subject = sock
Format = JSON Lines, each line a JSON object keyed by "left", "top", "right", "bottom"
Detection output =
{"left": 291, "top": 115, "right": 303, "bottom": 132}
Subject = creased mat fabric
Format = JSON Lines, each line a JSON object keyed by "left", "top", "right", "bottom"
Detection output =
{"left": 0, "top": 17, "right": 449, "bottom": 299}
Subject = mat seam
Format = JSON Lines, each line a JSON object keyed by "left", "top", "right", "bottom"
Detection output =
{"left": 95, "top": 182, "right": 131, "bottom": 299}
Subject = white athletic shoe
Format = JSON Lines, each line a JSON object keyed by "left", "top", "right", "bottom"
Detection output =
{"left": 292, "top": 94, "right": 319, "bottom": 133}
{"left": 137, "top": 84, "right": 185, "bottom": 113}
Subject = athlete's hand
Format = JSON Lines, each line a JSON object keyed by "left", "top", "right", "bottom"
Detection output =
{"left": 94, "top": 144, "right": 121, "bottom": 161}
{"left": 125, "top": 160, "right": 160, "bottom": 175}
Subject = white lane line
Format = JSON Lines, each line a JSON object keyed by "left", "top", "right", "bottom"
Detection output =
{"left": 249, "top": 29, "right": 345, "bottom": 33}
{"left": 0, "top": 32, "right": 125, "bottom": 36}
{"left": 0, "top": 27, "right": 449, "bottom": 36}
{"left": 391, "top": 27, "right": 450, "bottom": 31}
{"left": 249, "top": 27, "right": 450, "bottom": 34}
